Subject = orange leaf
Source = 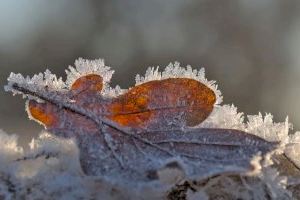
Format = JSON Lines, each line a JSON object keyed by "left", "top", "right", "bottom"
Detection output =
{"left": 108, "top": 78, "right": 216, "bottom": 128}
{"left": 71, "top": 74, "right": 103, "bottom": 93}
{"left": 6, "top": 62, "right": 278, "bottom": 182}
{"left": 28, "top": 100, "right": 58, "bottom": 127}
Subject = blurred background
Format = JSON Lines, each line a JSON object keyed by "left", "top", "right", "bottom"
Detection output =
{"left": 1, "top": 0, "right": 300, "bottom": 146}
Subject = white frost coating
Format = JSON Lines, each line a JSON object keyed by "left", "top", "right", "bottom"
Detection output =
{"left": 200, "top": 106, "right": 291, "bottom": 145}
{"left": 135, "top": 62, "right": 223, "bottom": 104}
{"left": 5, "top": 59, "right": 221, "bottom": 101}
{"left": 199, "top": 104, "right": 245, "bottom": 130}
{"left": 4, "top": 70, "right": 66, "bottom": 105}
{"left": 43, "top": 69, "right": 66, "bottom": 90}
{"left": 17, "top": 132, "right": 81, "bottom": 179}
{"left": 0, "top": 130, "right": 23, "bottom": 166}
{"left": 285, "top": 132, "right": 300, "bottom": 168}
{"left": 65, "top": 58, "right": 114, "bottom": 94}
{"left": 246, "top": 113, "right": 290, "bottom": 144}
{"left": 199, "top": 104, "right": 300, "bottom": 172}
{"left": 102, "top": 85, "right": 127, "bottom": 97}
{"left": 5, "top": 70, "right": 66, "bottom": 93}
{"left": 200, "top": 104, "right": 300, "bottom": 171}
{"left": 4, "top": 59, "right": 122, "bottom": 99}
{"left": 257, "top": 168, "right": 290, "bottom": 199}
{"left": 28, "top": 132, "right": 79, "bottom": 160}
{"left": 200, "top": 107, "right": 291, "bottom": 144}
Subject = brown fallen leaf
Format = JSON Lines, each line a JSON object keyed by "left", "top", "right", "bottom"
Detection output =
{"left": 5, "top": 61, "right": 279, "bottom": 185}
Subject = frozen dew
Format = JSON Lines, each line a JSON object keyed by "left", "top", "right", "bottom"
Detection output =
{"left": 43, "top": 69, "right": 66, "bottom": 90}
{"left": 285, "top": 132, "right": 300, "bottom": 169}
{"left": 246, "top": 113, "right": 290, "bottom": 144}
{"left": 101, "top": 85, "right": 127, "bottom": 98}
{"left": 199, "top": 104, "right": 245, "bottom": 130}
{"left": 5, "top": 70, "right": 66, "bottom": 93}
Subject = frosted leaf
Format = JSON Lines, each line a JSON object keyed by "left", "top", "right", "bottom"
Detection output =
{"left": 4, "top": 58, "right": 300, "bottom": 199}
{"left": 66, "top": 122, "right": 277, "bottom": 185}
{"left": 65, "top": 58, "right": 114, "bottom": 95}
{"left": 135, "top": 62, "right": 223, "bottom": 105}
{"left": 0, "top": 130, "right": 283, "bottom": 200}
{"left": 5, "top": 71, "right": 276, "bottom": 183}
{"left": 246, "top": 113, "right": 290, "bottom": 143}
{"left": 5, "top": 72, "right": 278, "bottom": 185}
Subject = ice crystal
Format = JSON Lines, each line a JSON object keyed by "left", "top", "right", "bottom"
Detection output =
{"left": 285, "top": 132, "right": 300, "bottom": 168}
{"left": 101, "top": 85, "right": 126, "bottom": 97}
{"left": 246, "top": 113, "right": 290, "bottom": 143}
{"left": 198, "top": 104, "right": 245, "bottom": 130}
{"left": 5, "top": 70, "right": 66, "bottom": 93}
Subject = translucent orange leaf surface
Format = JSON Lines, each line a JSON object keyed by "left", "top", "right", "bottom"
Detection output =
{"left": 71, "top": 74, "right": 103, "bottom": 93}
{"left": 108, "top": 78, "right": 216, "bottom": 128}
{"left": 28, "top": 101, "right": 58, "bottom": 127}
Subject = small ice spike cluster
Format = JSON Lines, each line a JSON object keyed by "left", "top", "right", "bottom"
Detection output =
{"left": 2, "top": 58, "right": 300, "bottom": 199}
